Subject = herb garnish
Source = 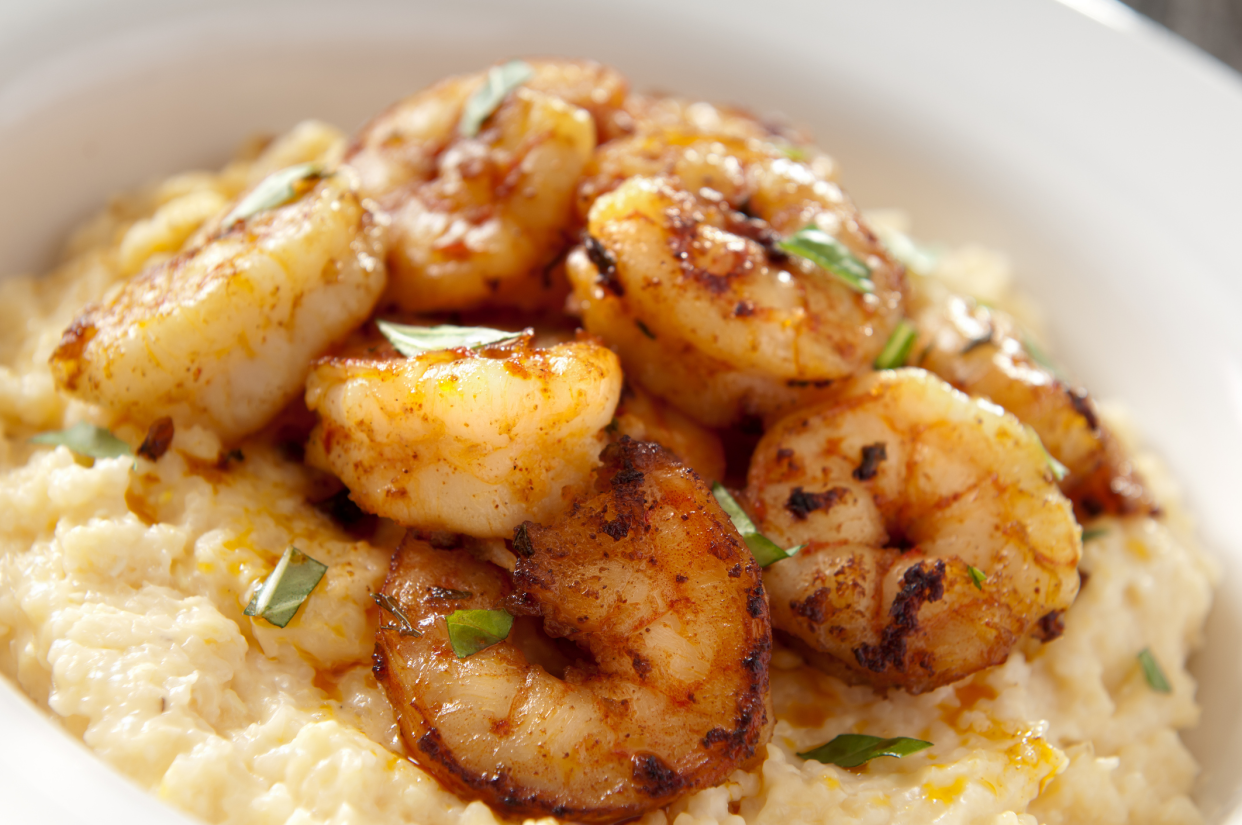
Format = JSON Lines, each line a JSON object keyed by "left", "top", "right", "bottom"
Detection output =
{"left": 244, "top": 546, "right": 327, "bottom": 628}
{"left": 798, "top": 733, "right": 933, "bottom": 768}
{"left": 459, "top": 59, "right": 534, "bottom": 138}
{"left": 777, "top": 226, "right": 874, "bottom": 294}
{"left": 29, "top": 422, "right": 132, "bottom": 459}
{"left": 1138, "top": 647, "right": 1172, "bottom": 693}
{"left": 967, "top": 565, "right": 987, "bottom": 590}
{"left": 1080, "top": 527, "right": 1108, "bottom": 542}
{"left": 711, "top": 483, "right": 805, "bottom": 568}
{"left": 221, "top": 163, "right": 324, "bottom": 231}
{"left": 446, "top": 609, "right": 514, "bottom": 657}
{"left": 1027, "top": 427, "right": 1068, "bottom": 482}
{"left": 376, "top": 320, "right": 525, "bottom": 358}
{"left": 373, "top": 592, "right": 422, "bottom": 637}
{"left": 873, "top": 319, "right": 917, "bottom": 370}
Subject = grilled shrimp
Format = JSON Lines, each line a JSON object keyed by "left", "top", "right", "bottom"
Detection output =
{"left": 305, "top": 330, "right": 622, "bottom": 537}
{"left": 609, "top": 382, "right": 727, "bottom": 483}
{"left": 744, "top": 368, "right": 1081, "bottom": 693}
{"left": 914, "top": 295, "right": 1155, "bottom": 518}
{"left": 49, "top": 169, "right": 385, "bottom": 442}
{"left": 373, "top": 439, "right": 771, "bottom": 823}
{"left": 567, "top": 172, "right": 905, "bottom": 427}
{"left": 345, "top": 59, "right": 628, "bottom": 313}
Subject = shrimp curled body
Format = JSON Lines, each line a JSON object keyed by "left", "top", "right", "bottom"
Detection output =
{"left": 373, "top": 440, "right": 772, "bottom": 823}
{"left": 50, "top": 171, "right": 386, "bottom": 442}
{"left": 345, "top": 59, "right": 628, "bottom": 313}
{"left": 305, "top": 332, "right": 622, "bottom": 538}
{"left": 745, "top": 368, "right": 1081, "bottom": 693}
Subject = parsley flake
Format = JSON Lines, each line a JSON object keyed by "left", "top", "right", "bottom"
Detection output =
{"left": 221, "top": 163, "right": 324, "bottom": 231}
{"left": 874, "top": 319, "right": 918, "bottom": 370}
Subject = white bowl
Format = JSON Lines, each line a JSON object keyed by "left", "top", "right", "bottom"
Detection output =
{"left": 2, "top": 0, "right": 1241, "bottom": 822}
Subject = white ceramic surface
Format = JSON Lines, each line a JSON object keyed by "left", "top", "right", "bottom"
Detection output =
{"left": 2, "top": 0, "right": 1240, "bottom": 822}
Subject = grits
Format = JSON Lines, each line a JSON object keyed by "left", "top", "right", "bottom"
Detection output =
{"left": 0, "top": 120, "right": 1216, "bottom": 824}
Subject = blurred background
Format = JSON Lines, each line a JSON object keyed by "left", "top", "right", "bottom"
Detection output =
{"left": 1121, "top": 0, "right": 1242, "bottom": 72}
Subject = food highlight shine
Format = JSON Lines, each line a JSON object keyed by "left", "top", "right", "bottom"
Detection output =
{"left": 0, "top": 57, "right": 1216, "bottom": 825}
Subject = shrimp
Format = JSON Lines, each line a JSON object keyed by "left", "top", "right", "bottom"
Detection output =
{"left": 304, "top": 329, "right": 622, "bottom": 538}
{"left": 914, "top": 295, "right": 1156, "bottom": 518}
{"left": 609, "top": 382, "right": 727, "bottom": 483}
{"left": 372, "top": 439, "right": 771, "bottom": 823}
{"left": 567, "top": 171, "right": 906, "bottom": 427}
{"left": 49, "top": 168, "right": 385, "bottom": 443}
{"left": 744, "top": 368, "right": 1081, "bottom": 693}
{"left": 344, "top": 59, "right": 628, "bottom": 313}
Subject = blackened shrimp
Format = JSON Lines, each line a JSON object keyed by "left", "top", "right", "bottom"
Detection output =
{"left": 568, "top": 171, "right": 906, "bottom": 427}
{"left": 913, "top": 295, "right": 1156, "bottom": 518}
{"left": 745, "top": 368, "right": 1081, "bottom": 693}
{"left": 305, "top": 330, "right": 621, "bottom": 537}
{"left": 373, "top": 439, "right": 772, "bottom": 823}
{"left": 49, "top": 168, "right": 385, "bottom": 442}
{"left": 344, "top": 59, "right": 628, "bottom": 313}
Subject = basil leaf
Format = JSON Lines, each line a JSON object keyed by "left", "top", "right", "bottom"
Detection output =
{"left": 873, "top": 319, "right": 918, "bottom": 370}
{"left": 798, "top": 733, "right": 932, "bottom": 768}
{"left": 1081, "top": 527, "right": 1108, "bottom": 542}
{"left": 1138, "top": 648, "right": 1172, "bottom": 693}
{"left": 376, "top": 320, "right": 525, "bottom": 358}
{"left": 711, "top": 483, "right": 804, "bottom": 567}
{"left": 446, "top": 609, "right": 513, "bottom": 657}
{"left": 459, "top": 59, "right": 534, "bottom": 138}
{"left": 373, "top": 592, "right": 422, "bottom": 638}
{"left": 968, "top": 565, "right": 987, "bottom": 590}
{"left": 29, "top": 422, "right": 132, "bottom": 459}
{"left": 221, "top": 163, "right": 324, "bottom": 231}
{"left": 777, "top": 226, "right": 874, "bottom": 294}
{"left": 244, "top": 546, "right": 327, "bottom": 628}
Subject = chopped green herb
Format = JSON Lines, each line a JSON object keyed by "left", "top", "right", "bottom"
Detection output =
{"left": 777, "top": 226, "right": 874, "bottom": 294}
{"left": 873, "top": 319, "right": 918, "bottom": 370}
{"left": 446, "top": 609, "right": 514, "bottom": 657}
{"left": 798, "top": 733, "right": 933, "bottom": 768}
{"left": 373, "top": 592, "right": 422, "bottom": 637}
{"left": 459, "top": 59, "right": 534, "bottom": 137}
{"left": 221, "top": 163, "right": 323, "bottom": 231}
{"left": 376, "top": 320, "right": 525, "bottom": 358}
{"left": 29, "top": 422, "right": 132, "bottom": 459}
{"left": 967, "top": 565, "right": 987, "bottom": 590}
{"left": 1138, "top": 648, "right": 1171, "bottom": 693}
{"left": 778, "top": 143, "right": 809, "bottom": 161}
{"left": 1026, "top": 426, "right": 1068, "bottom": 482}
{"left": 245, "top": 547, "right": 327, "bottom": 628}
{"left": 711, "top": 483, "right": 805, "bottom": 567}
{"left": 1081, "top": 527, "right": 1108, "bottom": 542}
{"left": 635, "top": 320, "right": 656, "bottom": 339}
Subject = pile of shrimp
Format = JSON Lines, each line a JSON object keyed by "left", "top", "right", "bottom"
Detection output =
{"left": 44, "top": 58, "right": 1156, "bottom": 822}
